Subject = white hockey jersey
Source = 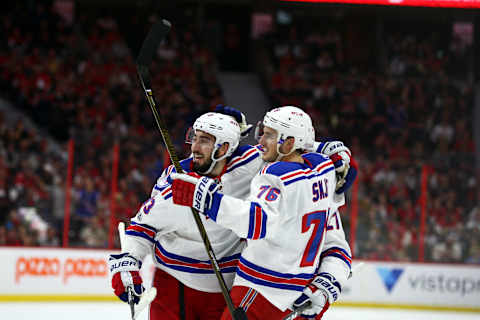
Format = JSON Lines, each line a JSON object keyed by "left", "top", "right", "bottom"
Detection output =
{"left": 123, "top": 145, "right": 264, "bottom": 292}
{"left": 201, "top": 153, "right": 352, "bottom": 311}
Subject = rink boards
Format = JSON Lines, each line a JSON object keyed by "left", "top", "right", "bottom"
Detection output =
{"left": 0, "top": 247, "right": 478, "bottom": 312}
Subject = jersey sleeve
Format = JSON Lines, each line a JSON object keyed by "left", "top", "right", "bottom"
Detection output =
{"left": 318, "top": 209, "right": 352, "bottom": 289}
{"left": 204, "top": 173, "right": 285, "bottom": 240}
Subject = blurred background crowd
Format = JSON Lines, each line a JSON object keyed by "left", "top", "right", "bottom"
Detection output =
{"left": 0, "top": 1, "right": 478, "bottom": 264}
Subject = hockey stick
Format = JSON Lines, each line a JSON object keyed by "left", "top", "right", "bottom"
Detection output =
{"left": 117, "top": 222, "right": 135, "bottom": 319}
{"left": 282, "top": 262, "right": 366, "bottom": 320}
{"left": 136, "top": 20, "right": 247, "bottom": 320}
{"left": 283, "top": 301, "right": 311, "bottom": 320}
{"left": 118, "top": 222, "right": 158, "bottom": 320}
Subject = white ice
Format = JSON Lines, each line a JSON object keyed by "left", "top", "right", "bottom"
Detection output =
{"left": 0, "top": 303, "right": 479, "bottom": 320}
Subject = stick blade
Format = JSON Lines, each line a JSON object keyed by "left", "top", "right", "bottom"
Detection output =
{"left": 118, "top": 222, "right": 126, "bottom": 249}
{"left": 136, "top": 19, "right": 171, "bottom": 66}
{"left": 133, "top": 287, "right": 157, "bottom": 320}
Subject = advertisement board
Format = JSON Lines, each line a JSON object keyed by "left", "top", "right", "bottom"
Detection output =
{"left": 0, "top": 248, "right": 479, "bottom": 312}
{"left": 341, "top": 261, "right": 480, "bottom": 311}
{"left": 0, "top": 247, "right": 154, "bottom": 301}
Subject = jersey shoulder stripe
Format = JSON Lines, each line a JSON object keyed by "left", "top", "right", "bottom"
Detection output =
{"left": 321, "top": 246, "right": 352, "bottom": 269}
{"left": 302, "top": 152, "right": 331, "bottom": 167}
{"left": 282, "top": 161, "right": 335, "bottom": 186}
{"left": 125, "top": 221, "right": 157, "bottom": 243}
{"left": 153, "top": 241, "right": 239, "bottom": 274}
{"left": 226, "top": 145, "right": 261, "bottom": 173}
{"left": 260, "top": 156, "right": 334, "bottom": 186}
{"left": 156, "top": 158, "right": 192, "bottom": 187}
{"left": 153, "top": 184, "right": 172, "bottom": 200}
{"left": 165, "top": 158, "right": 193, "bottom": 175}
{"left": 236, "top": 257, "right": 314, "bottom": 292}
{"left": 229, "top": 144, "right": 255, "bottom": 160}
{"left": 261, "top": 161, "right": 304, "bottom": 177}
{"left": 161, "top": 186, "right": 172, "bottom": 200}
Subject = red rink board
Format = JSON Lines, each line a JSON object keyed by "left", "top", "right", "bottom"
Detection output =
{"left": 281, "top": 0, "right": 480, "bottom": 8}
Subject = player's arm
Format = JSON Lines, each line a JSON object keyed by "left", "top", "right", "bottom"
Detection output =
{"left": 293, "top": 209, "right": 351, "bottom": 318}
{"left": 108, "top": 200, "right": 158, "bottom": 305}
{"left": 318, "top": 210, "right": 352, "bottom": 285}
{"left": 314, "top": 140, "right": 358, "bottom": 194}
{"left": 108, "top": 193, "right": 185, "bottom": 304}
{"left": 150, "top": 162, "right": 182, "bottom": 197}
{"left": 170, "top": 172, "right": 284, "bottom": 240}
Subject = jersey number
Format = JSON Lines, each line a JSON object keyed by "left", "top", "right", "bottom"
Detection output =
{"left": 300, "top": 210, "right": 327, "bottom": 267}
{"left": 257, "top": 185, "right": 280, "bottom": 201}
{"left": 142, "top": 198, "right": 155, "bottom": 215}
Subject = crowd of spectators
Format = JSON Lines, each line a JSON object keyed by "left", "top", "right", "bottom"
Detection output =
{"left": 258, "top": 18, "right": 478, "bottom": 263}
{"left": 0, "top": 3, "right": 478, "bottom": 265}
{"left": 0, "top": 3, "right": 224, "bottom": 247}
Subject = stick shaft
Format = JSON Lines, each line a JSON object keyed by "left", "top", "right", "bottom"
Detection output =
{"left": 135, "top": 21, "right": 241, "bottom": 319}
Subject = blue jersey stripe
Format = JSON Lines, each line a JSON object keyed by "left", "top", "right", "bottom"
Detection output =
{"left": 247, "top": 203, "right": 256, "bottom": 239}
{"left": 226, "top": 152, "right": 260, "bottom": 173}
{"left": 260, "top": 208, "right": 267, "bottom": 239}
{"left": 283, "top": 166, "right": 334, "bottom": 186}
{"left": 239, "top": 257, "right": 313, "bottom": 280}
{"left": 125, "top": 230, "right": 155, "bottom": 243}
{"left": 130, "top": 221, "right": 158, "bottom": 233}
{"left": 156, "top": 241, "right": 240, "bottom": 264}
{"left": 236, "top": 269, "right": 305, "bottom": 291}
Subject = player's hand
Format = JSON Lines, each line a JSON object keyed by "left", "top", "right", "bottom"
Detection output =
{"left": 171, "top": 172, "right": 220, "bottom": 214}
{"left": 292, "top": 273, "right": 340, "bottom": 319}
{"left": 108, "top": 253, "right": 144, "bottom": 304}
{"left": 318, "top": 141, "right": 357, "bottom": 194}
{"left": 214, "top": 104, "right": 253, "bottom": 139}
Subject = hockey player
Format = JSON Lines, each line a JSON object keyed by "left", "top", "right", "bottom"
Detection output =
{"left": 171, "top": 106, "right": 352, "bottom": 320}
{"left": 108, "top": 111, "right": 258, "bottom": 320}
{"left": 108, "top": 106, "right": 355, "bottom": 320}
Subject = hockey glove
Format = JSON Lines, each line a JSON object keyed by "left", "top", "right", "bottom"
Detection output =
{"left": 318, "top": 141, "right": 357, "bottom": 194}
{"left": 293, "top": 272, "right": 341, "bottom": 319}
{"left": 214, "top": 104, "right": 253, "bottom": 140}
{"left": 171, "top": 172, "right": 220, "bottom": 214}
{"left": 108, "top": 253, "right": 144, "bottom": 304}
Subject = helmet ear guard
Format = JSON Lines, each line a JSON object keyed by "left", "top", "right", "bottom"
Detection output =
{"left": 254, "top": 121, "right": 264, "bottom": 142}
{"left": 185, "top": 126, "right": 194, "bottom": 144}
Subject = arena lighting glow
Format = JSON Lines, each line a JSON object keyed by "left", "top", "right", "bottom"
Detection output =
{"left": 281, "top": 0, "right": 480, "bottom": 8}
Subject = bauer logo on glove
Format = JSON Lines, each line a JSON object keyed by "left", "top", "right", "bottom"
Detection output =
{"left": 108, "top": 253, "right": 144, "bottom": 304}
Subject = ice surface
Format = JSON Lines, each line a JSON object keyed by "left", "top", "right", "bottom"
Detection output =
{"left": 0, "top": 303, "right": 479, "bottom": 320}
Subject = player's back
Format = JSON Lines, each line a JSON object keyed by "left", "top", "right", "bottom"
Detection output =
{"left": 233, "top": 152, "right": 338, "bottom": 311}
